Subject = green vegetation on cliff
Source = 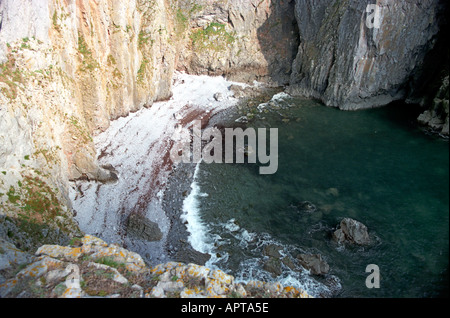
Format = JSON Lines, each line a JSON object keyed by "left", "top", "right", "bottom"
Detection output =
{"left": 190, "top": 22, "right": 236, "bottom": 52}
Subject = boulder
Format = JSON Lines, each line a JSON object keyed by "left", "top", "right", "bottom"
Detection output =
{"left": 0, "top": 238, "right": 34, "bottom": 271}
{"left": 332, "top": 218, "right": 370, "bottom": 245}
{"left": 172, "top": 246, "right": 211, "bottom": 266}
{"left": 296, "top": 254, "right": 329, "bottom": 275}
{"left": 263, "top": 244, "right": 282, "bottom": 258}
{"left": 126, "top": 213, "right": 163, "bottom": 242}
{"left": 263, "top": 257, "right": 282, "bottom": 277}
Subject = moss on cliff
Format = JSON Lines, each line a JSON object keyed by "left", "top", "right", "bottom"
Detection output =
{"left": 190, "top": 22, "right": 236, "bottom": 53}
{"left": 77, "top": 33, "right": 99, "bottom": 73}
{"left": 0, "top": 54, "right": 23, "bottom": 100}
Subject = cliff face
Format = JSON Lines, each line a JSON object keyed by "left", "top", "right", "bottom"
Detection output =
{"left": 176, "top": 0, "right": 299, "bottom": 85}
{"left": 0, "top": 0, "right": 447, "bottom": 250}
{"left": 0, "top": 0, "right": 182, "bottom": 248}
{"left": 288, "top": 0, "right": 445, "bottom": 111}
{"left": 1, "top": 0, "right": 178, "bottom": 180}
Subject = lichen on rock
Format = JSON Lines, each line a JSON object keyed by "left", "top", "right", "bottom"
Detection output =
{"left": 0, "top": 235, "right": 311, "bottom": 298}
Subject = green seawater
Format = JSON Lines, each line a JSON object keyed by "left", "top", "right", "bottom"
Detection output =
{"left": 188, "top": 95, "right": 449, "bottom": 298}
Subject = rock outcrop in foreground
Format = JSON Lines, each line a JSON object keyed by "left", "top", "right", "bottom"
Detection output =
{"left": 0, "top": 235, "right": 311, "bottom": 298}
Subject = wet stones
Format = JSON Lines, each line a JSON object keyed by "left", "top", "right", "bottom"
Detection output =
{"left": 261, "top": 244, "right": 330, "bottom": 277}
{"left": 171, "top": 245, "right": 211, "bottom": 266}
{"left": 296, "top": 254, "right": 330, "bottom": 276}
{"left": 263, "top": 244, "right": 282, "bottom": 258}
{"left": 264, "top": 200, "right": 373, "bottom": 281}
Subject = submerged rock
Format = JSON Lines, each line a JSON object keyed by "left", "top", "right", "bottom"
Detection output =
{"left": 263, "top": 244, "right": 282, "bottom": 258}
{"left": 263, "top": 257, "right": 282, "bottom": 277}
{"left": 332, "top": 218, "right": 371, "bottom": 246}
{"left": 297, "top": 201, "right": 317, "bottom": 213}
{"left": 171, "top": 246, "right": 211, "bottom": 267}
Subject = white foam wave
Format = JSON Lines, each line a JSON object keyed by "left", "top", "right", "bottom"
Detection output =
{"left": 223, "top": 219, "right": 240, "bottom": 232}
{"left": 217, "top": 226, "right": 335, "bottom": 297}
{"left": 181, "top": 162, "right": 213, "bottom": 254}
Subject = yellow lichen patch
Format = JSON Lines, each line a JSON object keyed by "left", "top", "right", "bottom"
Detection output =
{"left": 17, "top": 261, "right": 47, "bottom": 279}
{"left": 246, "top": 280, "right": 265, "bottom": 289}
{"left": 126, "top": 263, "right": 145, "bottom": 273}
{"left": 0, "top": 278, "right": 18, "bottom": 297}
{"left": 81, "top": 235, "right": 108, "bottom": 247}
{"left": 61, "top": 287, "right": 82, "bottom": 298}
{"left": 181, "top": 288, "right": 195, "bottom": 296}
{"left": 207, "top": 294, "right": 227, "bottom": 299}
{"left": 283, "top": 286, "right": 296, "bottom": 293}
{"left": 40, "top": 256, "right": 65, "bottom": 269}
{"left": 209, "top": 269, "right": 233, "bottom": 285}
{"left": 186, "top": 264, "right": 210, "bottom": 280}
{"left": 35, "top": 245, "right": 82, "bottom": 261}
{"left": 67, "top": 247, "right": 82, "bottom": 258}
{"left": 150, "top": 266, "right": 165, "bottom": 275}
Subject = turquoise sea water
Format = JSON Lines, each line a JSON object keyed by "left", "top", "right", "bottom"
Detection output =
{"left": 183, "top": 94, "right": 449, "bottom": 298}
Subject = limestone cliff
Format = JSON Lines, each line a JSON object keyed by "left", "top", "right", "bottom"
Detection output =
{"left": 0, "top": 0, "right": 183, "bottom": 249}
{"left": 175, "top": 0, "right": 299, "bottom": 85}
{"left": 1, "top": 0, "right": 178, "bottom": 181}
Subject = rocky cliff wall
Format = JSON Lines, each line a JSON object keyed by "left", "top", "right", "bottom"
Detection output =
{"left": 0, "top": 0, "right": 182, "bottom": 249}
{"left": 288, "top": 0, "right": 446, "bottom": 112}
{"left": 1, "top": 0, "right": 178, "bottom": 180}
{"left": 176, "top": 0, "right": 299, "bottom": 85}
